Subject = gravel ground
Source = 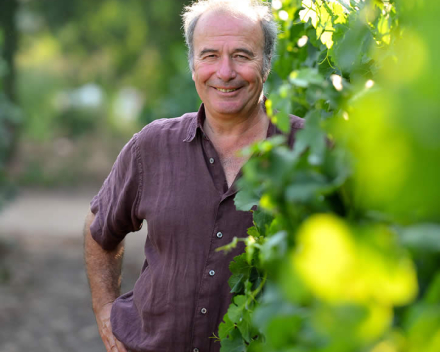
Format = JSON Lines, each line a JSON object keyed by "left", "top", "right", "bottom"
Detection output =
{"left": 0, "top": 189, "right": 146, "bottom": 352}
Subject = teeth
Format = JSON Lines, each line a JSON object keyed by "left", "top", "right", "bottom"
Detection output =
{"left": 217, "top": 88, "right": 237, "bottom": 92}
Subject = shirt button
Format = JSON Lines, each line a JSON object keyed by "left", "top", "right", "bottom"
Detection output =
{"left": 209, "top": 157, "right": 215, "bottom": 164}
{"left": 193, "top": 349, "right": 200, "bottom": 352}
{"left": 209, "top": 270, "right": 215, "bottom": 276}
{"left": 201, "top": 307, "right": 207, "bottom": 314}
{"left": 216, "top": 232, "right": 223, "bottom": 238}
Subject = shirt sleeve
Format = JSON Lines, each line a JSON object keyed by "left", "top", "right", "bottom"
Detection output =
{"left": 89, "top": 133, "right": 143, "bottom": 250}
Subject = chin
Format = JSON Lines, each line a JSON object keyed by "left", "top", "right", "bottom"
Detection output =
{"left": 212, "top": 102, "right": 245, "bottom": 115}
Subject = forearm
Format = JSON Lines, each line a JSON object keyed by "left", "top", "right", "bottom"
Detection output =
{"left": 84, "top": 210, "right": 124, "bottom": 313}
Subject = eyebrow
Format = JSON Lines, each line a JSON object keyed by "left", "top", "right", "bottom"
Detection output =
{"left": 198, "top": 48, "right": 256, "bottom": 58}
{"left": 199, "top": 48, "right": 219, "bottom": 57}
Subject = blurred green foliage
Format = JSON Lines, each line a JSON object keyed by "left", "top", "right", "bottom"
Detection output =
{"left": 17, "top": 0, "right": 199, "bottom": 142}
{"left": 2, "top": 0, "right": 201, "bottom": 187}
{"left": 218, "top": 0, "right": 440, "bottom": 351}
{"left": 0, "top": 30, "right": 20, "bottom": 208}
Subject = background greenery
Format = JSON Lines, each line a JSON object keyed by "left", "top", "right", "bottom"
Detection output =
{"left": 0, "top": 0, "right": 199, "bottom": 189}
{"left": 218, "top": 1, "right": 440, "bottom": 351}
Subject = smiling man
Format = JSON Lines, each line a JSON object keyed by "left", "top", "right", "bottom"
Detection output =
{"left": 84, "top": 1, "right": 303, "bottom": 352}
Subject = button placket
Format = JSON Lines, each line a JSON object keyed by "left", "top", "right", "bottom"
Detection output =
{"left": 191, "top": 204, "right": 233, "bottom": 352}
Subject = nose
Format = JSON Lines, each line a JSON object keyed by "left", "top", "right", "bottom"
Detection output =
{"left": 216, "top": 55, "right": 236, "bottom": 82}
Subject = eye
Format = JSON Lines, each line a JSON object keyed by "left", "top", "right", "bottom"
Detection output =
{"left": 235, "top": 54, "right": 249, "bottom": 60}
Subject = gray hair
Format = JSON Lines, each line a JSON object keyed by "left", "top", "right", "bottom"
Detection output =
{"left": 182, "top": 0, "right": 277, "bottom": 79}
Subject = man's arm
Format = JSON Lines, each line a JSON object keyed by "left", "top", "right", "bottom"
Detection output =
{"left": 83, "top": 210, "right": 128, "bottom": 352}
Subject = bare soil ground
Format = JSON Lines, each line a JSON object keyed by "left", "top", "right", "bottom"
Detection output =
{"left": 0, "top": 189, "right": 146, "bottom": 352}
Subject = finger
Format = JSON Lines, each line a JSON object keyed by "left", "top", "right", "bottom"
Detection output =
{"left": 102, "top": 337, "right": 113, "bottom": 352}
{"left": 98, "top": 328, "right": 111, "bottom": 352}
{"left": 115, "top": 338, "right": 128, "bottom": 352}
{"left": 107, "top": 332, "right": 118, "bottom": 351}
{"left": 101, "top": 328, "right": 119, "bottom": 352}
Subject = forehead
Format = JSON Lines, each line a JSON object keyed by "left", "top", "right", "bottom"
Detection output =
{"left": 193, "top": 10, "right": 264, "bottom": 51}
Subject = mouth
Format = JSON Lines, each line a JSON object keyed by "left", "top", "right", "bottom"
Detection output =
{"left": 214, "top": 87, "right": 240, "bottom": 93}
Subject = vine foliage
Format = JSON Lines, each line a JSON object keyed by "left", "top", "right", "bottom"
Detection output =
{"left": 218, "top": 1, "right": 440, "bottom": 351}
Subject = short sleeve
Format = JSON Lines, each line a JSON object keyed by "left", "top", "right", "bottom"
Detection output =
{"left": 89, "top": 134, "right": 143, "bottom": 250}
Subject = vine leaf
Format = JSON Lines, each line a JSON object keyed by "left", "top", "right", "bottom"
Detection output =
{"left": 227, "top": 295, "right": 255, "bottom": 343}
{"left": 228, "top": 253, "right": 251, "bottom": 293}
{"left": 218, "top": 314, "right": 235, "bottom": 340}
{"left": 292, "top": 110, "right": 327, "bottom": 165}
{"left": 259, "top": 231, "right": 288, "bottom": 263}
{"left": 219, "top": 328, "right": 246, "bottom": 352}
{"left": 234, "top": 189, "right": 259, "bottom": 211}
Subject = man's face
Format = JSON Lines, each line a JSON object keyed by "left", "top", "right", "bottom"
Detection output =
{"left": 192, "top": 10, "right": 266, "bottom": 120}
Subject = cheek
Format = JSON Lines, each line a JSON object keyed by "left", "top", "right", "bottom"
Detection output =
{"left": 237, "top": 64, "right": 264, "bottom": 84}
{"left": 243, "top": 71, "right": 263, "bottom": 85}
{"left": 193, "top": 64, "right": 214, "bottom": 83}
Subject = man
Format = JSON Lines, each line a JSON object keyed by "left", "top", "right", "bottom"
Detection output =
{"left": 84, "top": 1, "right": 304, "bottom": 351}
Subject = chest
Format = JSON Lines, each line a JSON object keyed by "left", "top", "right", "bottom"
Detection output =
{"left": 215, "top": 147, "right": 248, "bottom": 188}
{"left": 209, "top": 129, "right": 266, "bottom": 188}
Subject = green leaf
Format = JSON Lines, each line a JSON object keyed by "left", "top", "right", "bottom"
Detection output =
{"left": 237, "top": 309, "right": 254, "bottom": 343}
{"left": 228, "top": 295, "right": 246, "bottom": 322}
{"left": 285, "top": 183, "right": 326, "bottom": 202}
{"left": 260, "top": 231, "right": 288, "bottom": 263}
{"left": 292, "top": 110, "right": 326, "bottom": 165}
{"left": 271, "top": 110, "right": 291, "bottom": 133}
{"left": 220, "top": 328, "right": 246, "bottom": 352}
{"left": 245, "top": 227, "right": 260, "bottom": 264}
{"left": 219, "top": 313, "right": 235, "bottom": 340}
{"left": 266, "top": 315, "right": 303, "bottom": 349}
{"left": 229, "top": 254, "right": 251, "bottom": 293}
{"left": 398, "top": 223, "right": 440, "bottom": 252}
{"left": 252, "top": 284, "right": 306, "bottom": 331}
{"left": 253, "top": 208, "right": 273, "bottom": 237}
{"left": 424, "top": 272, "right": 440, "bottom": 304}
{"left": 227, "top": 295, "right": 258, "bottom": 344}
{"left": 234, "top": 188, "right": 259, "bottom": 211}
{"left": 289, "top": 68, "right": 324, "bottom": 88}
{"left": 332, "top": 17, "right": 372, "bottom": 72}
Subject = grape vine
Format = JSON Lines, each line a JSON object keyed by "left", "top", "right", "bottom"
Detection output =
{"left": 218, "top": 1, "right": 440, "bottom": 351}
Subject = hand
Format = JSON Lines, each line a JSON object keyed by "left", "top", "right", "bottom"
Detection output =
{"left": 95, "top": 302, "right": 128, "bottom": 352}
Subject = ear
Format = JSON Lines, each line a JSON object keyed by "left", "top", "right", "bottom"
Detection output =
{"left": 192, "top": 71, "right": 195, "bottom": 81}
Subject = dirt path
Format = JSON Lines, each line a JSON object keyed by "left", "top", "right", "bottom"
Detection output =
{"left": 0, "top": 189, "right": 146, "bottom": 352}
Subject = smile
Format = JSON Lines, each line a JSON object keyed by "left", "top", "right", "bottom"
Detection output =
{"left": 214, "top": 88, "right": 239, "bottom": 93}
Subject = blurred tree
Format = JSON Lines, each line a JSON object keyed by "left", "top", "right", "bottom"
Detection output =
{"left": 0, "top": 0, "right": 20, "bottom": 163}
{"left": 17, "top": 0, "right": 198, "bottom": 141}
{"left": 0, "top": 0, "right": 18, "bottom": 102}
{"left": 0, "top": 0, "right": 21, "bottom": 207}
{"left": 4, "top": 0, "right": 200, "bottom": 187}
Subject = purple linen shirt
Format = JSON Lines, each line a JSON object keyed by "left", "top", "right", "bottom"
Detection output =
{"left": 90, "top": 103, "right": 304, "bottom": 352}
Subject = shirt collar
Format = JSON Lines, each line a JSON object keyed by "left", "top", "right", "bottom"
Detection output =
{"left": 183, "top": 104, "right": 206, "bottom": 143}
{"left": 182, "top": 96, "right": 284, "bottom": 143}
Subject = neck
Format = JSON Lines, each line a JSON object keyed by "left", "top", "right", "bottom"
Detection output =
{"left": 204, "top": 100, "right": 267, "bottom": 139}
